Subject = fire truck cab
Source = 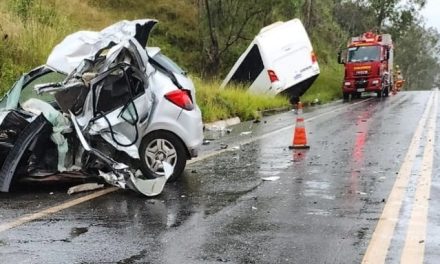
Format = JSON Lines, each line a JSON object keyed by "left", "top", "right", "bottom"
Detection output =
{"left": 338, "top": 32, "right": 394, "bottom": 100}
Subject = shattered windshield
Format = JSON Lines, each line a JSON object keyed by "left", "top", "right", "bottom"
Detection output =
{"left": 19, "top": 71, "right": 66, "bottom": 105}
{"left": 347, "top": 46, "right": 380, "bottom": 62}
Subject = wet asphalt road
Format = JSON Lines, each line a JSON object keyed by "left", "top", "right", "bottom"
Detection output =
{"left": 0, "top": 91, "right": 439, "bottom": 264}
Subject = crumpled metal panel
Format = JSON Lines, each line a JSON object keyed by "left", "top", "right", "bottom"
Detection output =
{"left": 46, "top": 19, "right": 157, "bottom": 74}
{"left": 0, "top": 115, "right": 49, "bottom": 192}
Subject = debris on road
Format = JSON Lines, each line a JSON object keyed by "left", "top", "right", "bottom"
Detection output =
{"left": 240, "top": 131, "right": 252, "bottom": 136}
{"left": 220, "top": 143, "right": 228, "bottom": 149}
{"left": 204, "top": 117, "right": 240, "bottom": 131}
{"left": 67, "top": 183, "right": 105, "bottom": 195}
{"left": 262, "top": 176, "right": 280, "bottom": 181}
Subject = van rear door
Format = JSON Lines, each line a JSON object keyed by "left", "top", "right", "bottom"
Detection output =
{"left": 272, "top": 45, "right": 313, "bottom": 90}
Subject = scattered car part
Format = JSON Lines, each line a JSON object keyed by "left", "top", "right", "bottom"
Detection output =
{"left": 261, "top": 176, "right": 280, "bottom": 181}
{"left": 70, "top": 111, "right": 172, "bottom": 196}
{"left": 67, "top": 183, "right": 105, "bottom": 195}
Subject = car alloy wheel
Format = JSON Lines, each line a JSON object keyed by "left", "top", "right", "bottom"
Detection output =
{"left": 145, "top": 138, "right": 177, "bottom": 175}
{"left": 139, "top": 131, "right": 187, "bottom": 182}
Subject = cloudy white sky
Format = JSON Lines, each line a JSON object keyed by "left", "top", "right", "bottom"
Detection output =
{"left": 420, "top": 0, "right": 440, "bottom": 31}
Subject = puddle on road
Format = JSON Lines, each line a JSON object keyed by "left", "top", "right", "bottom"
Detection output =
{"left": 303, "top": 180, "right": 336, "bottom": 200}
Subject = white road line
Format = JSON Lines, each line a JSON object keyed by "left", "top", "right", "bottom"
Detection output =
{"left": 0, "top": 98, "right": 373, "bottom": 233}
{"left": 400, "top": 91, "right": 438, "bottom": 264}
{"left": 362, "top": 92, "right": 435, "bottom": 264}
{"left": 0, "top": 187, "right": 118, "bottom": 233}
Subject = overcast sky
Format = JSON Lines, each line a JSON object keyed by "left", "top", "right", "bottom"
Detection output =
{"left": 420, "top": 0, "right": 440, "bottom": 31}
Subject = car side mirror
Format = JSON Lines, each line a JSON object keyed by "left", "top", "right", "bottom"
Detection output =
{"left": 119, "top": 101, "right": 138, "bottom": 126}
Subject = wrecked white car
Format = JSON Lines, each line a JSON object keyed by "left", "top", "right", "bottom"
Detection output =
{"left": 0, "top": 19, "right": 203, "bottom": 196}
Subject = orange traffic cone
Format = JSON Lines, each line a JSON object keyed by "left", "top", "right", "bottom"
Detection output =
{"left": 289, "top": 102, "right": 310, "bottom": 149}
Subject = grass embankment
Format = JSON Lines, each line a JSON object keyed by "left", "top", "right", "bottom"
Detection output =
{"left": 195, "top": 62, "right": 344, "bottom": 123}
{"left": 194, "top": 62, "right": 344, "bottom": 122}
{"left": 0, "top": 0, "right": 342, "bottom": 123}
{"left": 193, "top": 78, "right": 290, "bottom": 123}
{"left": 301, "top": 63, "right": 343, "bottom": 104}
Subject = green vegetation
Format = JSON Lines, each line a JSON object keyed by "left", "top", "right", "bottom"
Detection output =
{"left": 194, "top": 78, "right": 290, "bottom": 122}
{"left": 0, "top": 0, "right": 73, "bottom": 93}
{"left": 301, "top": 63, "right": 343, "bottom": 104}
{"left": 0, "top": 0, "right": 439, "bottom": 122}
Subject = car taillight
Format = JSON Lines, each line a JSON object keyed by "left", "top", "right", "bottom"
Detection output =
{"left": 164, "top": 89, "right": 194, "bottom": 110}
{"left": 311, "top": 51, "right": 317, "bottom": 64}
{"left": 268, "top": 70, "right": 279, "bottom": 83}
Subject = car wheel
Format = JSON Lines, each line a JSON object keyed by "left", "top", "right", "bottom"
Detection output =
{"left": 139, "top": 131, "right": 187, "bottom": 182}
{"left": 343, "top": 92, "right": 349, "bottom": 101}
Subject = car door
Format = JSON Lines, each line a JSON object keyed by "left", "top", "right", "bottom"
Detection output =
{"left": 88, "top": 62, "right": 153, "bottom": 158}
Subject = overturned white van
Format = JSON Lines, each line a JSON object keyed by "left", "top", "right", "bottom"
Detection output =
{"left": 221, "top": 19, "right": 320, "bottom": 104}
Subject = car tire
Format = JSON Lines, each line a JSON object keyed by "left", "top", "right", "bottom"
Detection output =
{"left": 139, "top": 130, "right": 187, "bottom": 182}
{"left": 343, "top": 92, "right": 349, "bottom": 101}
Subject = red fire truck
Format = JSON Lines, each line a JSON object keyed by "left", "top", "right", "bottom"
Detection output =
{"left": 338, "top": 32, "right": 394, "bottom": 100}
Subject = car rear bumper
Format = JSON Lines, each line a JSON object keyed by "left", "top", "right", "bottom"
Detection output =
{"left": 178, "top": 107, "right": 203, "bottom": 158}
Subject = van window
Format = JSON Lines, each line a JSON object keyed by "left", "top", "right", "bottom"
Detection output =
{"left": 230, "top": 45, "right": 264, "bottom": 85}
